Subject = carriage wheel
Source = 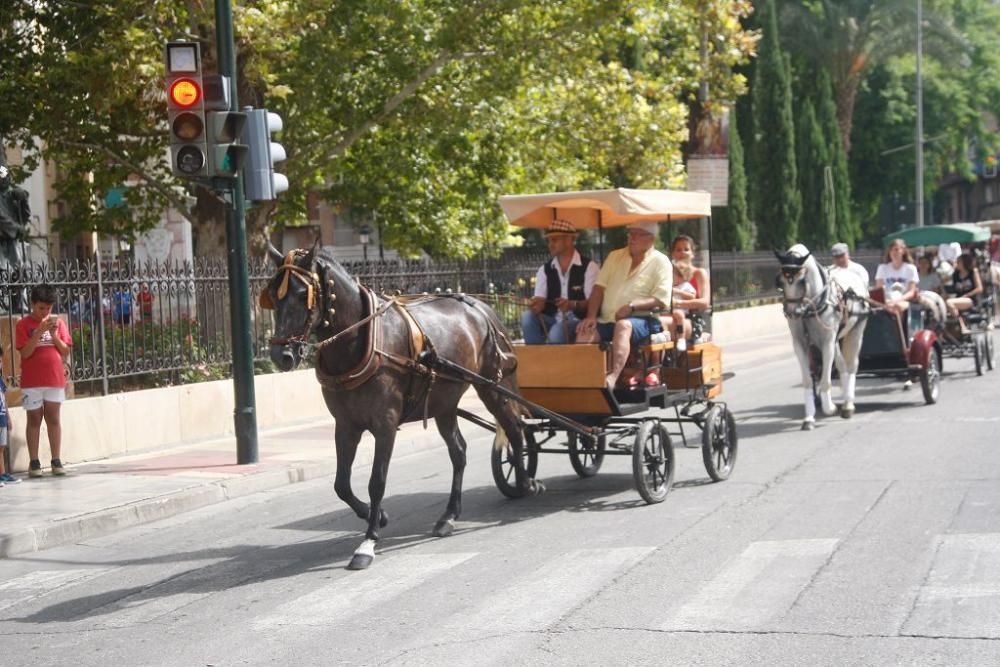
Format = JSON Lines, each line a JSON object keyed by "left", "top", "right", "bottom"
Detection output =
{"left": 631, "top": 420, "right": 674, "bottom": 505}
{"left": 974, "top": 336, "right": 984, "bottom": 376}
{"left": 701, "top": 405, "right": 738, "bottom": 482}
{"left": 986, "top": 332, "right": 996, "bottom": 371}
{"left": 568, "top": 432, "right": 605, "bottom": 478}
{"left": 920, "top": 348, "right": 941, "bottom": 405}
{"left": 491, "top": 427, "right": 539, "bottom": 499}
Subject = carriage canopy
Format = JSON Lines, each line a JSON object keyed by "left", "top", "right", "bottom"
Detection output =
{"left": 882, "top": 223, "right": 991, "bottom": 248}
{"left": 498, "top": 188, "right": 712, "bottom": 230}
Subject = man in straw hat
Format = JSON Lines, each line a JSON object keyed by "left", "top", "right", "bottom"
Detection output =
{"left": 521, "top": 219, "right": 599, "bottom": 344}
{"left": 577, "top": 221, "right": 672, "bottom": 389}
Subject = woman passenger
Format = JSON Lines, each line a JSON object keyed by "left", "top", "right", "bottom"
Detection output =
{"left": 669, "top": 234, "right": 711, "bottom": 344}
{"left": 875, "top": 238, "right": 919, "bottom": 316}
{"left": 946, "top": 253, "right": 983, "bottom": 331}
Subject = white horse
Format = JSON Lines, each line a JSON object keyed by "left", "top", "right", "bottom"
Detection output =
{"left": 776, "top": 244, "right": 870, "bottom": 430}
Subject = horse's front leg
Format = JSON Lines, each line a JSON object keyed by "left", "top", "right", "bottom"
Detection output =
{"left": 347, "top": 426, "right": 397, "bottom": 571}
{"left": 789, "top": 323, "right": 817, "bottom": 430}
{"left": 432, "top": 412, "right": 467, "bottom": 538}
{"left": 817, "top": 329, "right": 838, "bottom": 417}
{"left": 334, "top": 422, "right": 376, "bottom": 523}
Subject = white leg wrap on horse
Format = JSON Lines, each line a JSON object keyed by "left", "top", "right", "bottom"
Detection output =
{"left": 845, "top": 373, "right": 857, "bottom": 403}
{"left": 493, "top": 427, "right": 509, "bottom": 450}
{"left": 803, "top": 388, "right": 816, "bottom": 420}
{"left": 355, "top": 539, "right": 376, "bottom": 559}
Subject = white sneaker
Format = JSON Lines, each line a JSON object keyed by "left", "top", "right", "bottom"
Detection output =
{"left": 902, "top": 379, "right": 913, "bottom": 390}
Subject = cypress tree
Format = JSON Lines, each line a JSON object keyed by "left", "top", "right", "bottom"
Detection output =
{"left": 815, "top": 69, "right": 856, "bottom": 246}
{"left": 751, "top": 0, "right": 800, "bottom": 250}
{"left": 713, "top": 107, "right": 751, "bottom": 251}
{"left": 796, "top": 98, "right": 834, "bottom": 250}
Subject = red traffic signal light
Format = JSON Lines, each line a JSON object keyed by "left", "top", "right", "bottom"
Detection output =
{"left": 169, "top": 78, "right": 202, "bottom": 108}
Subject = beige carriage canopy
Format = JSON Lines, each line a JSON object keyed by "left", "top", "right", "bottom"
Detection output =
{"left": 498, "top": 188, "right": 712, "bottom": 229}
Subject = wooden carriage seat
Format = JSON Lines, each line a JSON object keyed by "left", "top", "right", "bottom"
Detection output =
{"left": 514, "top": 344, "right": 613, "bottom": 416}
{"left": 658, "top": 341, "right": 724, "bottom": 398}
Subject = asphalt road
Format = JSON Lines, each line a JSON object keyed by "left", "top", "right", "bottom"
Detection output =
{"left": 1, "top": 335, "right": 999, "bottom": 666}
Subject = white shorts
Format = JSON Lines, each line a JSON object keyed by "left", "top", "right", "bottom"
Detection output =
{"left": 20, "top": 387, "right": 66, "bottom": 411}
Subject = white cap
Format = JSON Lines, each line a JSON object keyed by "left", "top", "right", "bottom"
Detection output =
{"left": 627, "top": 222, "right": 658, "bottom": 236}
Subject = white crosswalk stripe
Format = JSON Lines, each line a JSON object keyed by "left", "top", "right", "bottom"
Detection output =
{"left": 440, "top": 547, "right": 653, "bottom": 634}
{"left": 252, "top": 552, "right": 478, "bottom": 629}
{"left": 0, "top": 569, "right": 112, "bottom": 613}
{"left": 904, "top": 533, "right": 1000, "bottom": 638}
{"left": 663, "top": 538, "right": 839, "bottom": 631}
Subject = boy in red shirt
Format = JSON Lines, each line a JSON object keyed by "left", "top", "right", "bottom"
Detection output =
{"left": 15, "top": 285, "right": 73, "bottom": 477}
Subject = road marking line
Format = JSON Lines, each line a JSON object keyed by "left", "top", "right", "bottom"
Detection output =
{"left": 904, "top": 533, "right": 1000, "bottom": 638}
{"left": 252, "top": 552, "right": 477, "bottom": 629}
{"left": 664, "top": 538, "right": 838, "bottom": 631}
{"left": 442, "top": 547, "right": 653, "bottom": 633}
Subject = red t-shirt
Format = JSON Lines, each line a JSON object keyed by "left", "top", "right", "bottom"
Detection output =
{"left": 15, "top": 315, "right": 72, "bottom": 388}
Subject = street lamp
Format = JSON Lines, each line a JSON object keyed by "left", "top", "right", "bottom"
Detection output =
{"left": 359, "top": 224, "right": 372, "bottom": 265}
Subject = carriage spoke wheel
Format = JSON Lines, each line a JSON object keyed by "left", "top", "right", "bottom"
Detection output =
{"left": 568, "top": 432, "right": 605, "bottom": 478}
{"left": 974, "top": 335, "right": 984, "bottom": 376}
{"left": 491, "top": 427, "right": 539, "bottom": 499}
{"left": 701, "top": 405, "right": 738, "bottom": 482}
{"left": 920, "top": 348, "right": 941, "bottom": 405}
{"left": 631, "top": 420, "right": 674, "bottom": 505}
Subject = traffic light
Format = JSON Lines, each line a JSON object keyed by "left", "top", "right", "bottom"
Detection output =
{"left": 202, "top": 75, "right": 247, "bottom": 179}
{"left": 165, "top": 42, "right": 207, "bottom": 179}
{"left": 244, "top": 108, "right": 289, "bottom": 201}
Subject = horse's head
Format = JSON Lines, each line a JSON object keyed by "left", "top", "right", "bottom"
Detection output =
{"left": 262, "top": 242, "right": 322, "bottom": 371}
{"left": 774, "top": 245, "right": 823, "bottom": 315}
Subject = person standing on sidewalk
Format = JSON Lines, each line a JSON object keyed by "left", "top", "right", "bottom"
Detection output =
{"left": 15, "top": 284, "right": 72, "bottom": 477}
{"left": 0, "top": 376, "right": 21, "bottom": 485}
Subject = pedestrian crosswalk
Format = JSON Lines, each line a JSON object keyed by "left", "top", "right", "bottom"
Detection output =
{"left": 1, "top": 536, "right": 999, "bottom": 641}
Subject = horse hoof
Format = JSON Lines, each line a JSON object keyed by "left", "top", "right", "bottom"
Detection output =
{"left": 841, "top": 406, "right": 854, "bottom": 419}
{"left": 347, "top": 553, "right": 374, "bottom": 570}
{"left": 801, "top": 421, "right": 815, "bottom": 431}
{"left": 432, "top": 519, "right": 455, "bottom": 538}
{"left": 531, "top": 479, "right": 546, "bottom": 495}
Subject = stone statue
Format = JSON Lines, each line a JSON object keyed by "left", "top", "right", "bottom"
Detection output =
{"left": 0, "top": 163, "right": 30, "bottom": 312}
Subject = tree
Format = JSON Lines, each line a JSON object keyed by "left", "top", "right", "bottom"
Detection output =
{"left": 0, "top": 1, "right": 755, "bottom": 258}
{"left": 751, "top": 0, "right": 800, "bottom": 250}
{"left": 796, "top": 98, "right": 834, "bottom": 250}
{"left": 814, "top": 69, "right": 856, "bottom": 246}
{"left": 712, "top": 108, "right": 751, "bottom": 251}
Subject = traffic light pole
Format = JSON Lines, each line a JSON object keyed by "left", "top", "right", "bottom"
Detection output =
{"left": 215, "top": 0, "right": 259, "bottom": 463}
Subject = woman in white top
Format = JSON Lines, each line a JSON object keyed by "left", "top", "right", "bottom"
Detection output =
{"left": 875, "top": 238, "right": 919, "bottom": 315}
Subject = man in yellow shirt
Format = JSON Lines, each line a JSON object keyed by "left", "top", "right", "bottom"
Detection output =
{"left": 576, "top": 222, "right": 672, "bottom": 389}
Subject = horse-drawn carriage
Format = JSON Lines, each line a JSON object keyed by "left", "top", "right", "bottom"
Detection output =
{"left": 482, "top": 188, "right": 737, "bottom": 504}
{"left": 881, "top": 224, "right": 996, "bottom": 377}
{"left": 261, "top": 188, "right": 735, "bottom": 569}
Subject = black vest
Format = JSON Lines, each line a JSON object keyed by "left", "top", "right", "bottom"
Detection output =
{"left": 543, "top": 255, "right": 592, "bottom": 317}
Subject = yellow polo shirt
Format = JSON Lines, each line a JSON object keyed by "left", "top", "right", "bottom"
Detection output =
{"left": 595, "top": 247, "right": 673, "bottom": 323}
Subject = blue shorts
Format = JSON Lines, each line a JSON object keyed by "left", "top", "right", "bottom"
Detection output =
{"left": 596, "top": 316, "right": 663, "bottom": 345}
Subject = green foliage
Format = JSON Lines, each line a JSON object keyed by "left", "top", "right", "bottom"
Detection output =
{"left": 796, "top": 98, "right": 834, "bottom": 250}
{"left": 712, "top": 108, "right": 751, "bottom": 251}
{"left": 751, "top": 0, "right": 800, "bottom": 250}
{"left": 1, "top": 1, "right": 755, "bottom": 259}
{"left": 814, "top": 69, "right": 857, "bottom": 246}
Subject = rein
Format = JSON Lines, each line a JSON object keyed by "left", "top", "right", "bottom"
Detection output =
{"left": 781, "top": 261, "right": 833, "bottom": 321}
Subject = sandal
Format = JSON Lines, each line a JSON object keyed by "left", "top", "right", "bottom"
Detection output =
{"left": 644, "top": 371, "right": 661, "bottom": 386}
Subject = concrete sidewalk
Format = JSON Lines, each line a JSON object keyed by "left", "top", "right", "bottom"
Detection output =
{"left": 0, "top": 332, "right": 793, "bottom": 559}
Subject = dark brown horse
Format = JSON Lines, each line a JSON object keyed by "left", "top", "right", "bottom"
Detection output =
{"left": 263, "top": 244, "right": 540, "bottom": 569}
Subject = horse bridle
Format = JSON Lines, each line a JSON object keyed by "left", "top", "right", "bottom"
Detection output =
{"left": 779, "top": 255, "right": 833, "bottom": 319}
{"left": 261, "top": 250, "right": 322, "bottom": 345}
